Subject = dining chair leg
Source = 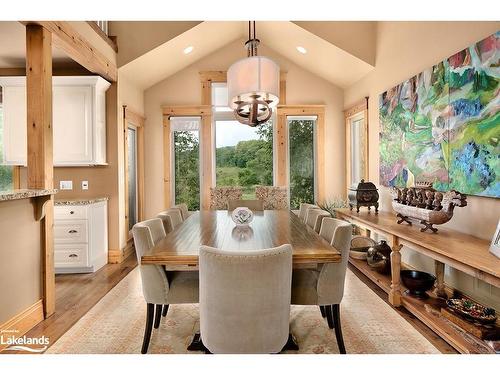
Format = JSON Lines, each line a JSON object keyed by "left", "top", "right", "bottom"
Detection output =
{"left": 141, "top": 303, "right": 155, "bottom": 354}
{"left": 154, "top": 304, "right": 162, "bottom": 329}
{"left": 325, "top": 305, "right": 334, "bottom": 329}
{"left": 319, "top": 305, "right": 326, "bottom": 318}
{"left": 162, "top": 304, "right": 169, "bottom": 317}
{"left": 332, "top": 304, "right": 346, "bottom": 354}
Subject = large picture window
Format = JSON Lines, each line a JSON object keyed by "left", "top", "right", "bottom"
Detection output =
{"left": 171, "top": 117, "right": 201, "bottom": 210}
{"left": 212, "top": 83, "right": 273, "bottom": 199}
{"left": 288, "top": 116, "right": 316, "bottom": 209}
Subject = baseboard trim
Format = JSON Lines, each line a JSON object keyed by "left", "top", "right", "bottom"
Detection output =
{"left": 108, "top": 240, "right": 135, "bottom": 264}
{"left": 0, "top": 299, "right": 44, "bottom": 352}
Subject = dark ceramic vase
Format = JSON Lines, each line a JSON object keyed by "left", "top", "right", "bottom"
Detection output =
{"left": 367, "top": 240, "right": 392, "bottom": 274}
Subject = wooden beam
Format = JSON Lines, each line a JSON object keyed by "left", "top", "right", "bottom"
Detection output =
{"left": 86, "top": 21, "right": 118, "bottom": 53}
{"left": 162, "top": 105, "right": 211, "bottom": 117}
{"left": 22, "top": 21, "right": 117, "bottom": 82}
{"left": 26, "top": 24, "right": 55, "bottom": 317}
{"left": 199, "top": 71, "right": 227, "bottom": 82}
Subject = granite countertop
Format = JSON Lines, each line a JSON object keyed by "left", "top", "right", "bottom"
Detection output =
{"left": 0, "top": 188, "right": 58, "bottom": 202}
{"left": 55, "top": 197, "right": 109, "bottom": 206}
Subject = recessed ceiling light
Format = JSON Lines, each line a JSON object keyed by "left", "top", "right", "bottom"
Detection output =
{"left": 183, "top": 46, "right": 194, "bottom": 55}
{"left": 296, "top": 46, "right": 307, "bottom": 54}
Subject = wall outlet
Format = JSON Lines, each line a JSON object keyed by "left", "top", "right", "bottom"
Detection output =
{"left": 59, "top": 180, "right": 73, "bottom": 190}
{"left": 82, "top": 181, "right": 89, "bottom": 190}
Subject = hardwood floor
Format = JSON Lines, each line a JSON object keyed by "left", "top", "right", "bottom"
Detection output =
{"left": 348, "top": 263, "right": 458, "bottom": 354}
{"left": 2, "top": 253, "right": 138, "bottom": 354}
{"left": 2, "top": 252, "right": 455, "bottom": 354}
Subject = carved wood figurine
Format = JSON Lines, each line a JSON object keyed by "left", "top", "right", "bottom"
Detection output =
{"left": 390, "top": 187, "right": 467, "bottom": 233}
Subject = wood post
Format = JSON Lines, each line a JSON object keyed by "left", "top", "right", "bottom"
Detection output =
{"left": 26, "top": 24, "right": 55, "bottom": 317}
{"left": 435, "top": 260, "right": 448, "bottom": 298}
{"left": 388, "top": 236, "right": 402, "bottom": 307}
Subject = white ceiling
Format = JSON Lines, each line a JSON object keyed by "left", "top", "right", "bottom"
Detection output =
{"left": 119, "top": 21, "right": 375, "bottom": 90}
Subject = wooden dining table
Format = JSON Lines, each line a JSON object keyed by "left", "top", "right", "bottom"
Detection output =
{"left": 141, "top": 210, "right": 341, "bottom": 270}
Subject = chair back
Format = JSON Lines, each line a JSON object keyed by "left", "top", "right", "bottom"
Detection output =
{"left": 199, "top": 245, "right": 293, "bottom": 354}
{"left": 298, "top": 203, "right": 318, "bottom": 222}
{"left": 305, "top": 209, "right": 330, "bottom": 233}
{"left": 173, "top": 203, "right": 189, "bottom": 220}
{"left": 210, "top": 186, "right": 243, "bottom": 210}
{"left": 317, "top": 218, "right": 353, "bottom": 304}
{"left": 255, "top": 186, "right": 288, "bottom": 210}
{"left": 227, "top": 199, "right": 264, "bottom": 211}
{"left": 132, "top": 219, "right": 169, "bottom": 305}
{"left": 157, "top": 209, "right": 183, "bottom": 234}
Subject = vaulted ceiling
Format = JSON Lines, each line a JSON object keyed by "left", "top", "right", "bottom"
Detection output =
{"left": 115, "top": 21, "right": 376, "bottom": 90}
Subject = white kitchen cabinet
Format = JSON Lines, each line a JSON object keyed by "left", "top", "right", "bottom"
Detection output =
{"left": 0, "top": 76, "right": 110, "bottom": 166}
{"left": 54, "top": 199, "right": 108, "bottom": 274}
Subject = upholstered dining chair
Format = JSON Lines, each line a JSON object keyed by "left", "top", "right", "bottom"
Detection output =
{"left": 305, "top": 208, "right": 331, "bottom": 233}
{"left": 298, "top": 203, "right": 319, "bottom": 222}
{"left": 173, "top": 203, "right": 191, "bottom": 220}
{"left": 227, "top": 199, "right": 264, "bottom": 211}
{"left": 132, "top": 218, "right": 199, "bottom": 354}
{"left": 255, "top": 185, "right": 289, "bottom": 210}
{"left": 157, "top": 208, "right": 183, "bottom": 234}
{"left": 291, "top": 218, "right": 352, "bottom": 354}
{"left": 199, "top": 245, "right": 293, "bottom": 354}
{"left": 210, "top": 186, "right": 243, "bottom": 210}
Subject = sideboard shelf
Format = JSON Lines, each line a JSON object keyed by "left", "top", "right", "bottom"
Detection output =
{"left": 337, "top": 209, "right": 499, "bottom": 354}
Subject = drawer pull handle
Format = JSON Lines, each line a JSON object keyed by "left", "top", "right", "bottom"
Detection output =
{"left": 70, "top": 211, "right": 75, "bottom": 214}
{"left": 68, "top": 254, "right": 78, "bottom": 258}
{"left": 68, "top": 230, "right": 78, "bottom": 234}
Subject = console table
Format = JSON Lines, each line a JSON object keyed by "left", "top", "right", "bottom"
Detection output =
{"left": 335, "top": 209, "right": 500, "bottom": 354}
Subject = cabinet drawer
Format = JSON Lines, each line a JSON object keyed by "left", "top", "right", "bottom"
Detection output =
{"left": 54, "top": 220, "right": 88, "bottom": 243}
{"left": 54, "top": 205, "right": 88, "bottom": 220}
{"left": 55, "top": 244, "right": 88, "bottom": 268}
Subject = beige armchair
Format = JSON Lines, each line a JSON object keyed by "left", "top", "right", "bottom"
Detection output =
{"left": 173, "top": 203, "right": 192, "bottom": 220}
{"left": 209, "top": 186, "right": 243, "bottom": 210}
{"left": 157, "top": 208, "right": 183, "bottom": 234}
{"left": 199, "top": 245, "right": 293, "bottom": 353}
{"left": 291, "top": 218, "right": 352, "bottom": 354}
{"left": 132, "top": 218, "right": 199, "bottom": 354}
{"left": 227, "top": 199, "right": 264, "bottom": 211}
{"left": 255, "top": 185, "right": 288, "bottom": 210}
{"left": 305, "top": 208, "right": 330, "bottom": 233}
{"left": 298, "top": 203, "right": 319, "bottom": 222}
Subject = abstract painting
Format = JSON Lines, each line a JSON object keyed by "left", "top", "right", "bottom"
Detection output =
{"left": 379, "top": 31, "right": 500, "bottom": 198}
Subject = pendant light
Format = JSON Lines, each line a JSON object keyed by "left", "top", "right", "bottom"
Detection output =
{"left": 227, "top": 21, "right": 280, "bottom": 127}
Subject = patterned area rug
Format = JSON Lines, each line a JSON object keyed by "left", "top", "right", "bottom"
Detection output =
{"left": 46, "top": 268, "right": 439, "bottom": 354}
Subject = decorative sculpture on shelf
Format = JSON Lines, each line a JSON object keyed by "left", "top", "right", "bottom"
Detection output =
{"left": 390, "top": 185, "right": 467, "bottom": 233}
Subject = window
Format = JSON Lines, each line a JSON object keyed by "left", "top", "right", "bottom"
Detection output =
{"left": 127, "top": 126, "right": 138, "bottom": 230}
{"left": 345, "top": 100, "right": 368, "bottom": 192}
{"left": 288, "top": 116, "right": 316, "bottom": 209}
{"left": 171, "top": 117, "right": 201, "bottom": 210}
{"left": 213, "top": 83, "right": 273, "bottom": 199}
{"left": 0, "top": 90, "right": 13, "bottom": 191}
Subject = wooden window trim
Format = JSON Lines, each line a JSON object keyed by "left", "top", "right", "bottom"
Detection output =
{"left": 276, "top": 105, "right": 326, "bottom": 203}
{"left": 124, "top": 107, "right": 145, "bottom": 239}
{"left": 162, "top": 105, "right": 212, "bottom": 210}
{"left": 344, "top": 97, "right": 369, "bottom": 195}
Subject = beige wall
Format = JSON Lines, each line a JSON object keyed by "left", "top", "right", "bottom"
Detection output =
{"left": 344, "top": 21, "right": 500, "bottom": 309}
{"left": 0, "top": 199, "right": 41, "bottom": 323}
{"left": 143, "top": 39, "right": 344, "bottom": 219}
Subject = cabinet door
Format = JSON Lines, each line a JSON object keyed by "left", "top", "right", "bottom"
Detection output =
{"left": 53, "top": 86, "right": 93, "bottom": 164}
{"left": 2, "top": 86, "right": 27, "bottom": 165}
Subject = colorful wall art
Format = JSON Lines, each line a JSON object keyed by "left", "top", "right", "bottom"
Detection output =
{"left": 379, "top": 31, "right": 500, "bottom": 198}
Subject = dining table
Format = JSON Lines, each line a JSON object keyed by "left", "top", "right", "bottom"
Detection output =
{"left": 141, "top": 209, "right": 342, "bottom": 269}
{"left": 141, "top": 209, "right": 342, "bottom": 351}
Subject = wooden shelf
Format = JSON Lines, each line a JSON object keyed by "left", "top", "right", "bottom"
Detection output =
{"left": 348, "top": 256, "right": 497, "bottom": 354}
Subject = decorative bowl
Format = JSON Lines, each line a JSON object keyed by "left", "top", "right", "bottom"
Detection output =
{"left": 367, "top": 240, "right": 392, "bottom": 274}
{"left": 231, "top": 207, "right": 254, "bottom": 226}
{"left": 446, "top": 298, "right": 497, "bottom": 324}
{"left": 400, "top": 270, "right": 436, "bottom": 299}
{"left": 350, "top": 235, "right": 376, "bottom": 260}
